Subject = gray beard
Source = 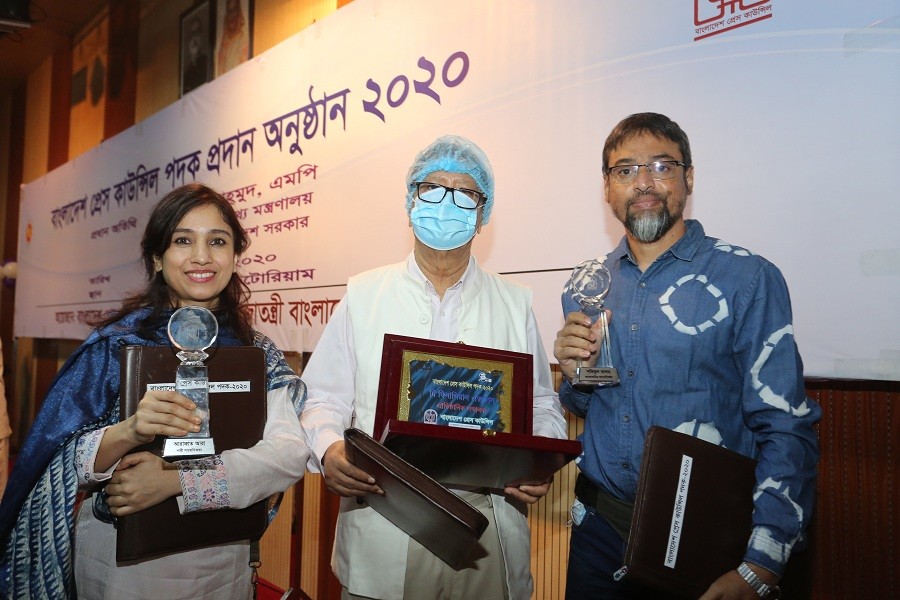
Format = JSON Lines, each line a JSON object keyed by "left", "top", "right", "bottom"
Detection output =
{"left": 626, "top": 207, "right": 672, "bottom": 243}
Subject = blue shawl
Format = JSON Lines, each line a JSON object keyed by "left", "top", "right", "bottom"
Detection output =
{"left": 0, "top": 308, "right": 305, "bottom": 598}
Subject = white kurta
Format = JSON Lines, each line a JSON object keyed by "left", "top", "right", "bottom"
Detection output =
{"left": 301, "top": 255, "right": 567, "bottom": 600}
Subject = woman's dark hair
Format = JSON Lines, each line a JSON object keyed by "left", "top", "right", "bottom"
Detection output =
{"left": 602, "top": 112, "right": 692, "bottom": 172}
{"left": 95, "top": 183, "right": 254, "bottom": 344}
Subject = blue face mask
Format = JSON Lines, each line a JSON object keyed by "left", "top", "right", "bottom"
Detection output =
{"left": 410, "top": 187, "right": 479, "bottom": 251}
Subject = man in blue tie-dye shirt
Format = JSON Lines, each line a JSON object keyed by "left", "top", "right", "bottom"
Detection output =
{"left": 554, "top": 112, "right": 819, "bottom": 600}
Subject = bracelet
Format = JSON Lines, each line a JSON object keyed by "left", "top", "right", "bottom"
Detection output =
{"left": 737, "top": 562, "right": 780, "bottom": 599}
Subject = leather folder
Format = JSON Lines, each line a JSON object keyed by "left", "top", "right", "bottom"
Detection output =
{"left": 380, "top": 419, "right": 581, "bottom": 489}
{"left": 344, "top": 427, "right": 489, "bottom": 569}
{"left": 623, "top": 426, "right": 757, "bottom": 598}
{"left": 115, "top": 345, "right": 268, "bottom": 562}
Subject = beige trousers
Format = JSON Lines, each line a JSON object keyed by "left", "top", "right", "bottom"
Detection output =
{"left": 341, "top": 490, "right": 509, "bottom": 600}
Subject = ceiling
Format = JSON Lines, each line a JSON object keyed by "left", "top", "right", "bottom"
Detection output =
{"left": 0, "top": 0, "right": 109, "bottom": 92}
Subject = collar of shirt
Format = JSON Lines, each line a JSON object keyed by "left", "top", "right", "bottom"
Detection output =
{"left": 615, "top": 218, "right": 706, "bottom": 269}
{"left": 405, "top": 252, "right": 476, "bottom": 342}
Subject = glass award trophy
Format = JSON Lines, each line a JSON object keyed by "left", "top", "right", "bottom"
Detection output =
{"left": 163, "top": 305, "right": 219, "bottom": 458}
{"left": 569, "top": 259, "right": 620, "bottom": 387}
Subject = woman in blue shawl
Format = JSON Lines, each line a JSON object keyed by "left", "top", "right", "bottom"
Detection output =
{"left": 0, "top": 183, "right": 308, "bottom": 599}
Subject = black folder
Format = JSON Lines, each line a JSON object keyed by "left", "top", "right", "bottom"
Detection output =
{"left": 344, "top": 427, "right": 489, "bottom": 569}
{"left": 115, "top": 345, "right": 268, "bottom": 562}
{"left": 623, "top": 426, "right": 757, "bottom": 598}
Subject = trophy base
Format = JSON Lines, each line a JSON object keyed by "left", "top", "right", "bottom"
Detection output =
{"left": 163, "top": 436, "right": 216, "bottom": 460}
{"left": 573, "top": 366, "right": 620, "bottom": 387}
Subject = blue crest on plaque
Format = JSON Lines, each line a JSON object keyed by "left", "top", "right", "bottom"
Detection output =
{"left": 407, "top": 359, "right": 506, "bottom": 431}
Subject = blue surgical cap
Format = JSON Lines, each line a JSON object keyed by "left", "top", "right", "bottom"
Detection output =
{"left": 405, "top": 135, "right": 495, "bottom": 225}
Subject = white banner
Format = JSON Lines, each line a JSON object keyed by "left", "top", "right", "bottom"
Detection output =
{"left": 15, "top": 0, "right": 900, "bottom": 380}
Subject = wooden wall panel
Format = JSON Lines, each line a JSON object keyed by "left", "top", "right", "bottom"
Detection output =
{"left": 0, "top": 92, "right": 11, "bottom": 230}
{"left": 254, "top": 0, "right": 338, "bottom": 57}
{"left": 259, "top": 484, "right": 295, "bottom": 590}
{"left": 134, "top": 0, "right": 341, "bottom": 124}
{"left": 48, "top": 46, "right": 73, "bottom": 171}
{"left": 807, "top": 380, "right": 898, "bottom": 600}
{"left": 69, "top": 18, "right": 108, "bottom": 161}
{"left": 23, "top": 59, "right": 52, "bottom": 183}
{"left": 528, "top": 411, "right": 582, "bottom": 600}
{"left": 299, "top": 472, "right": 324, "bottom": 598}
{"left": 135, "top": 0, "right": 190, "bottom": 122}
{"left": 297, "top": 470, "right": 341, "bottom": 599}
{"left": 0, "top": 89, "right": 20, "bottom": 408}
{"left": 104, "top": 0, "right": 140, "bottom": 139}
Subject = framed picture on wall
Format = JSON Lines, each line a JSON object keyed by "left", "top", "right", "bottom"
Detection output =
{"left": 179, "top": 1, "right": 214, "bottom": 97}
{"left": 214, "top": 0, "right": 254, "bottom": 78}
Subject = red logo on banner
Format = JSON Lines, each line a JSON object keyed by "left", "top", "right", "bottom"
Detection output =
{"left": 26, "top": 223, "right": 33, "bottom": 243}
{"left": 694, "top": 0, "right": 773, "bottom": 41}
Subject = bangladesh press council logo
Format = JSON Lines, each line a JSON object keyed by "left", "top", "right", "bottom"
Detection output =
{"left": 694, "top": 0, "right": 773, "bottom": 41}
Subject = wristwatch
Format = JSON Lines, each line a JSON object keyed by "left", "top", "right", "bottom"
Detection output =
{"left": 737, "top": 562, "right": 781, "bottom": 599}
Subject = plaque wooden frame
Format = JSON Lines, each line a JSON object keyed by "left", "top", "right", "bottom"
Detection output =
{"left": 373, "top": 334, "right": 581, "bottom": 488}
{"left": 373, "top": 333, "right": 533, "bottom": 436}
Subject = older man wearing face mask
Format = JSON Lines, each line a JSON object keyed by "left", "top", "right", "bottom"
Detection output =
{"left": 300, "top": 135, "right": 567, "bottom": 600}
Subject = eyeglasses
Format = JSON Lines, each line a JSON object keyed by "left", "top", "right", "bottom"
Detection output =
{"left": 605, "top": 161, "right": 686, "bottom": 184}
{"left": 414, "top": 182, "right": 485, "bottom": 210}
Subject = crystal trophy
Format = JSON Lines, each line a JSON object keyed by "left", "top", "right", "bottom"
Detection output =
{"left": 163, "top": 306, "right": 219, "bottom": 458}
{"left": 569, "top": 260, "right": 620, "bottom": 387}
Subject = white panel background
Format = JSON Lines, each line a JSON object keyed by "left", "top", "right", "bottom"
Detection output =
{"left": 14, "top": 0, "right": 900, "bottom": 380}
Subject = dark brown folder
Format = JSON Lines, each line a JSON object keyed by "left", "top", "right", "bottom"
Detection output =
{"left": 115, "top": 345, "right": 268, "bottom": 562}
{"left": 344, "top": 427, "right": 489, "bottom": 569}
{"left": 380, "top": 420, "right": 581, "bottom": 489}
{"left": 623, "top": 426, "right": 757, "bottom": 598}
